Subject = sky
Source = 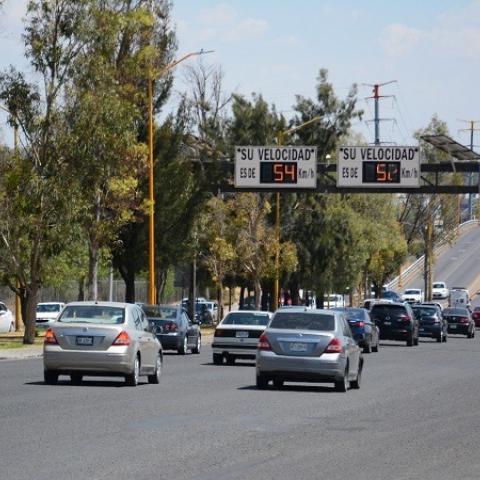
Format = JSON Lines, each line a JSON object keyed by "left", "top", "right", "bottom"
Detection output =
{"left": 1, "top": 0, "right": 480, "bottom": 149}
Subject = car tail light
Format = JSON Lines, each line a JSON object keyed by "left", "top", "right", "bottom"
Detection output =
{"left": 257, "top": 333, "right": 271, "bottom": 351}
{"left": 325, "top": 337, "right": 343, "bottom": 353}
{"left": 399, "top": 315, "right": 411, "bottom": 323}
{"left": 113, "top": 330, "right": 131, "bottom": 346}
{"left": 214, "top": 328, "right": 226, "bottom": 337}
{"left": 44, "top": 328, "right": 58, "bottom": 345}
{"left": 353, "top": 321, "right": 365, "bottom": 328}
{"left": 459, "top": 317, "right": 470, "bottom": 323}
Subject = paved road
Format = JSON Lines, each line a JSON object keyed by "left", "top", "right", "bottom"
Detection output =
{"left": 406, "top": 226, "right": 480, "bottom": 293}
{"left": 2, "top": 335, "right": 480, "bottom": 480}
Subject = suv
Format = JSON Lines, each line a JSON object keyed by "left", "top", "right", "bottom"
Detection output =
{"left": 370, "top": 302, "right": 419, "bottom": 347}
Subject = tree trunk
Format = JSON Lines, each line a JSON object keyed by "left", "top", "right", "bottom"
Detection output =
{"left": 218, "top": 280, "right": 224, "bottom": 320}
{"left": 124, "top": 270, "right": 135, "bottom": 303}
{"left": 254, "top": 277, "right": 261, "bottom": 310}
{"left": 21, "top": 285, "right": 38, "bottom": 344}
{"left": 239, "top": 285, "right": 245, "bottom": 309}
{"left": 87, "top": 239, "right": 99, "bottom": 301}
{"left": 77, "top": 276, "right": 85, "bottom": 301}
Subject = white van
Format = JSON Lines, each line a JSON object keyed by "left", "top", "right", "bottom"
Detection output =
{"left": 449, "top": 288, "right": 470, "bottom": 308}
{"left": 325, "top": 294, "right": 345, "bottom": 309}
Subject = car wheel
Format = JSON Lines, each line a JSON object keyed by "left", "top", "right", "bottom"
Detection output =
{"left": 334, "top": 367, "right": 349, "bottom": 392}
{"left": 414, "top": 335, "right": 419, "bottom": 346}
{"left": 406, "top": 335, "right": 414, "bottom": 347}
{"left": 443, "top": 334, "right": 448, "bottom": 343}
{"left": 256, "top": 373, "right": 269, "bottom": 389}
{"left": 148, "top": 354, "right": 162, "bottom": 384}
{"left": 70, "top": 374, "right": 83, "bottom": 385}
{"left": 436, "top": 334, "right": 442, "bottom": 343}
{"left": 192, "top": 335, "right": 201, "bottom": 354}
{"left": 363, "top": 341, "right": 372, "bottom": 354}
{"left": 125, "top": 355, "right": 140, "bottom": 387}
{"left": 371, "top": 337, "right": 379, "bottom": 352}
{"left": 273, "top": 377, "right": 284, "bottom": 389}
{"left": 178, "top": 336, "right": 188, "bottom": 355}
{"left": 472, "top": 329, "right": 476, "bottom": 338}
{"left": 213, "top": 353, "right": 223, "bottom": 365}
{"left": 226, "top": 355, "right": 235, "bottom": 365}
{"left": 44, "top": 370, "right": 58, "bottom": 385}
{"left": 351, "top": 361, "right": 363, "bottom": 390}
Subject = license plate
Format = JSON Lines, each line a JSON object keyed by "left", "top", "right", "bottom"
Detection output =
{"left": 450, "top": 325, "right": 457, "bottom": 329}
{"left": 383, "top": 321, "right": 392, "bottom": 326}
{"left": 76, "top": 336, "right": 94, "bottom": 346}
{"left": 290, "top": 342, "right": 307, "bottom": 352}
{"left": 419, "top": 328, "right": 425, "bottom": 332}
{"left": 236, "top": 331, "right": 249, "bottom": 338}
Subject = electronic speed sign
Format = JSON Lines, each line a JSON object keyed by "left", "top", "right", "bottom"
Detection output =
{"left": 235, "top": 146, "right": 317, "bottom": 189}
{"left": 337, "top": 146, "right": 420, "bottom": 188}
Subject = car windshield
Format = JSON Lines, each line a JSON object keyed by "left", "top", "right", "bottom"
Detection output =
{"left": 269, "top": 312, "right": 335, "bottom": 331}
{"left": 443, "top": 308, "right": 469, "bottom": 316}
{"left": 222, "top": 312, "right": 270, "bottom": 326}
{"left": 412, "top": 306, "right": 437, "bottom": 317}
{"left": 37, "top": 304, "right": 61, "bottom": 313}
{"left": 433, "top": 283, "right": 445, "bottom": 289}
{"left": 405, "top": 290, "right": 420, "bottom": 295}
{"left": 381, "top": 291, "right": 397, "bottom": 299}
{"left": 58, "top": 306, "right": 125, "bottom": 324}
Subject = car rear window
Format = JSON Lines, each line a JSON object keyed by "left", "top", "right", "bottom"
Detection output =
{"left": 443, "top": 308, "right": 469, "bottom": 316}
{"left": 37, "top": 304, "right": 61, "bottom": 313}
{"left": 222, "top": 312, "right": 270, "bottom": 326}
{"left": 412, "top": 307, "right": 437, "bottom": 317}
{"left": 269, "top": 312, "right": 335, "bottom": 331}
{"left": 58, "top": 306, "right": 125, "bottom": 324}
{"left": 370, "top": 304, "right": 407, "bottom": 319}
{"left": 332, "top": 308, "right": 366, "bottom": 321}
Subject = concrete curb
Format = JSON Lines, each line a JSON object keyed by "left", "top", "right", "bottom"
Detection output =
{"left": 0, "top": 346, "right": 43, "bottom": 361}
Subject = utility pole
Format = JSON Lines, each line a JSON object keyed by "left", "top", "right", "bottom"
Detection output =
{"left": 364, "top": 81, "right": 397, "bottom": 145}
{"left": 458, "top": 120, "right": 480, "bottom": 220}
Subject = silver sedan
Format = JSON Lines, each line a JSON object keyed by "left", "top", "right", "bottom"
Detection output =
{"left": 43, "top": 301, "right": 162, "bottom": 386}
{"left": 256, "top": 308, "right": 362, "bottom": 392}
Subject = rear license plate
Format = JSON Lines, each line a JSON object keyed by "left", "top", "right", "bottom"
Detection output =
{"left": 419, "top": 328, "right": 425, "bottom": 332}
{"left": 76, "top": 336, "right": 94, "bottom": 346}
{"left": 236, "top": 331, "right": 249, "bottom": 338}
{"left": 383, "top": 321, "right": 392, "bottom": 326}
{"left": 290, "top": 342, "right": 307, "bottom": 352}
{"left": 450, "top": 325, "right": 457, "bottom": 329}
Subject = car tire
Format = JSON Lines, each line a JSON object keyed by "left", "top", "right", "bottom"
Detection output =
{"left": 125, "top": 355, "right": 140, "bottom": 387}
{"left": 406, "top": 335, "right": 414, "bottom": 347}
{"left": 213, "top": 353, "right": 223, "bottom": 365}
{"left": 70, "top": 374, "right": 83, "bottom": 385}
{"left": 443, "top": 334, "right": 448, "bottom": 343}
{"left": 226, "top": 355, "right": 235, "bottom": 365}
{"left": 414, "top": 335, "right": 419, "bottom": 346}
{"left": 273, "top": 377, "right": 284, "bottom": 389}
{"left": 256, "top": 373, "right": 269, "bottom": 389}
{"left": 436, "top": 334, "right": 442, "bottom": 343}
{"left": 372, "top": 338, "right": 379, "bottom": 352}
{"left": 192, "top": 335, "right": 201, "bottom": 354}
{"left": 44, "top": 370, "right": 58, "bottom": 385}
{"left": 178, "top": 336, "right": 188, "bottom": 355}
{"left": 351, "top": 361, "right": 362, "bottom": 390}
{"left": 334, "top": 368, "right": 349, "bottom": 392}
{"left": 148, "top": 354, "right": 162, "bottom": 384}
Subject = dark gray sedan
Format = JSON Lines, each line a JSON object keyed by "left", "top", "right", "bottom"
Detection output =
{"left": 256, "top": 308, "right": 363, "bottom": 392}
{"left": 143, "top": 304, "right": 201, "bottom": 355}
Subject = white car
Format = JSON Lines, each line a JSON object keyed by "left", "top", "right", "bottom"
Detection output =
{"left": 36, "top": 302, "right": 65, "bottom": 329}
{"left": 402, "top": 289, "right": 424, "bottom": 304}
{"left": 324, "top": 294, "right": 345, "bottom": 308}
{"left": 432, "top": 282, "right": 449, "bottom": 300}
{"left": 0, "top": 302, "right": 14, "bottom": 333}
{"left": 212, "top": 310, "right": 272, "bottom": 365}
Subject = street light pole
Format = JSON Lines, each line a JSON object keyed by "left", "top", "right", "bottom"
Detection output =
{"left": 147, "top": 50, "right": 213, "bottom": 305}
{"left": 273, "top": 116, "right": 321, "bottom": 310}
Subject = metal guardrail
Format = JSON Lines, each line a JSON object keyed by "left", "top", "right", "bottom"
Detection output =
{"left": 386, "top": 220, "right": 479, "bottom": 291}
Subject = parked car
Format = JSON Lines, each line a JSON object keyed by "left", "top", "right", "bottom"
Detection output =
{"left": 36, "top": 302, "right": 65, "bottom": 329}
{"left": 255, "top": 308, "right": 363, "bottom": 392}
{"left": 0, "top": 302, "right": 14, "bottom": 333}
{"left": 442, "top": 307, "right": 475, "bottom": 338}
{"left": 412, "top": 304, "right": 447, "bottom": 343}
{"left": 332, "top": 307, "right": 379, "bottom": 353}
{"left": 370, "top": 302, "right": 419, "bottom": 346}
{"left": 43, "top": 301, "right": 162, "bottom": 386}
{"left": 432, "top": 282, "right": 449, "bottom": 300}
{"left": 212, "top": 310, "right": 272, "bottom": 365}
{"left": 143, "top": 304, "right": 201, "bottom": 355}
{"left": 402, "top": 289, "right": 424, "bottom": 304}
{"left": 472, "top": 306, "right": 480, "bottom": 328}
{"left": 449, "top": 288, "right": 470, "bottom": 309}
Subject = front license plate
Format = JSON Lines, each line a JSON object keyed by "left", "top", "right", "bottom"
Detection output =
{"left": 383, "top": 321, "right": 392, "bottom": 326}
{"left": 76, "top": 336, "right": 94, "bottom": 346}
{"left": 236, "top": 331, "right": 249, "bottom": 338}
{"left": 290, "top": 342, "right": 307, "bottom": 352}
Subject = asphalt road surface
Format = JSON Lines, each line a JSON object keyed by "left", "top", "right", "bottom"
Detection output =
{"left": 2, "top": 335, "right": 480, "bottom": 480}
{"left": 406, "top": 226, "right": 480, "bottom": 293}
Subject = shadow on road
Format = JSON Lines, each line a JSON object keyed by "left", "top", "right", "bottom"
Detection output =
{"left": 202, "top": 362, "right": 255, "bottom": 368}
{"left": 238, "top": 384, "right": 337, "bottom": 393}
{"left": 25, "top": 379, "right": 148, "bottom": 388}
